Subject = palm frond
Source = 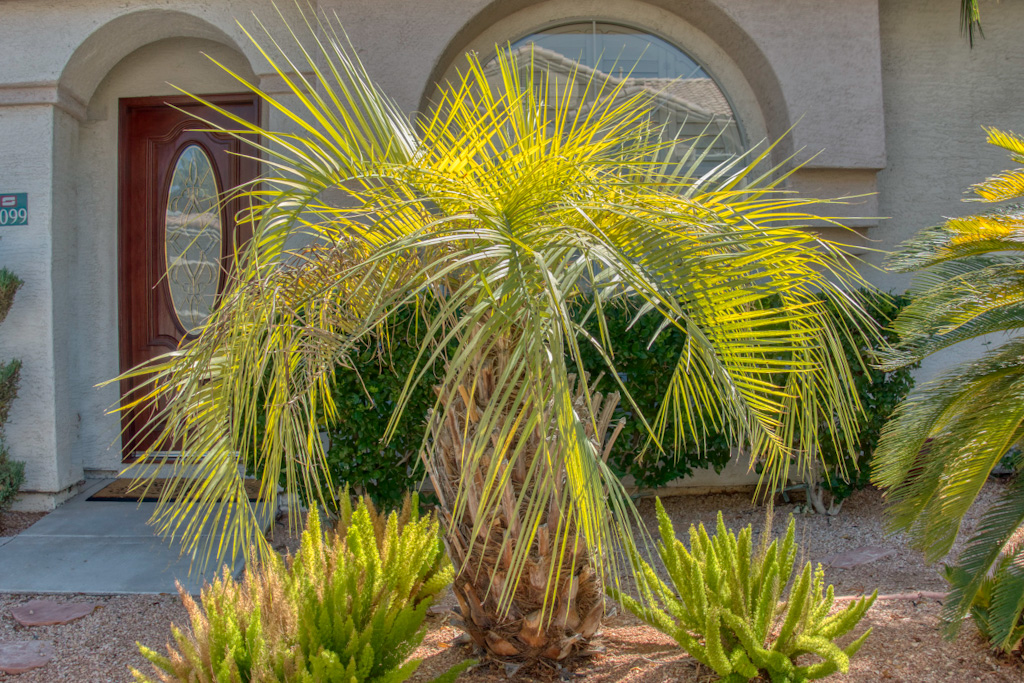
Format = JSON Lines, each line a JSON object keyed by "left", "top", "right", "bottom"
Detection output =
{"left": 878, "top": 256, "right": 1024, "bottom": 365}
{"left": 873, "top": 338, "right": 1024, "bottom": 559}
{"left": 961, "top": 0, "right": 984, "bottom": 47}
{"left": 110, "top": 6, "right": 877, "bottom": 617}
{"left": 944, "top": 475, "right": 1024, "bottom": 645}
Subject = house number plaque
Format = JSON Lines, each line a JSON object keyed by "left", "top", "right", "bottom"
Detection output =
{"left": 0, "top": 194, "right": 27, "bottom": 226}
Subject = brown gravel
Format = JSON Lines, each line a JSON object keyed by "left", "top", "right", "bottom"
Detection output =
{"left": 1, "top": 481, "right": 1022, "bottom": 682}
{"left": 0, "top": 594, "right": 186, "bottom": 682}
{"left": 407, "top": 599, "right": 1023, "bottom": 682}
{"left": 0, "top": 512, "right": 46, "bottom": 537}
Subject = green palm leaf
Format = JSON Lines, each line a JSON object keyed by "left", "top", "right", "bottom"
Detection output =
{"left": 944, "top": 475, "right": 1024, "bottom": 645}
{"left": 961, "top": 0, "right": 984, "bottom": 47}
{"left": 874, "top": 127, "right": 1024, "bottom": 646}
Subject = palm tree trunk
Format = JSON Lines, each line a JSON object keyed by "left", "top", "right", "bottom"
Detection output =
{"left": 427, "top": 347, "right": 624, "bottom": 662}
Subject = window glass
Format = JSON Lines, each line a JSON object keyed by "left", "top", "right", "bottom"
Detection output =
{"left": 164, "top": 144, "right": 222, "bottom": 333}
{"left": 503, "top": 22, "right": 744, "bottom": 171}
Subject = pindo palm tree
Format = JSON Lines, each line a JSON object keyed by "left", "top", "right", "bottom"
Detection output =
{"left": 115, "top": 10, "right": 878, "bottom": 663}
{"left": 873, "top": 128, "right": 1024, "bottom": 652}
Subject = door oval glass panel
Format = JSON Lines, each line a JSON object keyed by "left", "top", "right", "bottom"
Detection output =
{"left": 164, "top": 144, "right": 222, "bottom": 334}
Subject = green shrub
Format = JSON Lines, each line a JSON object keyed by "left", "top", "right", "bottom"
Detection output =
{"left": 0, "top": 445, "right": 24, "bottom": 517}
{"left": 319, "top": 309, "right": 440, "bottom": 508}
{"left": 0, "top": 359, "right": 21, "bottom": 430}
{"left": 251, "top": 306, "right": 444, "bottom": 509}
{"left": 0, "top": 333, "right": 22, "bottom": 515}
{"left": 134, "top": 494, "right": 470, "bottom": 683}
{"left": 574, "top": 300, "right": 733, "bottom": 489}
{"left": 578, "top": 291, "right": 914, "bottom": 497}
{"left": 609, "top": 502, "right": 876, "bottom": 682}
{"left": 0, "top": 268, "right": 22, "bottom": 325}
{"left": 287, "top": 291, "right": 911, "bottom": 505}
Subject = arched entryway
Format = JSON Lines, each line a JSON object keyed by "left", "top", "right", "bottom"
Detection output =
{"left": 58, "top": 13, "right": 261, "bottom": 473}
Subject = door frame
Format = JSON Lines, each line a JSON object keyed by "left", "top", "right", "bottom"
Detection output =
{"left": 116, "top": 92, "right": 259, "bottom": 462}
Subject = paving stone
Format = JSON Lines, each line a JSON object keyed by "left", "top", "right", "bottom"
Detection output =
{"left": 821, "top": 545, "right": 897, "bottom": 569}
{"left": 0, "top": 640, "right": 55, "bottom": 674}
{"left": 11, "top": 599, "right": 96, "bottom": 626}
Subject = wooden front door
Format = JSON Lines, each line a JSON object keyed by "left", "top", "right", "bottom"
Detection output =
{"left": 118, "top": 94, "right": 258, "bottom": 460}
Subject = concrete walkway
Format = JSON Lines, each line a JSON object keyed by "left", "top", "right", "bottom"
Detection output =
{"left": 0, "top": 480, "right": 263, "bottom": 594}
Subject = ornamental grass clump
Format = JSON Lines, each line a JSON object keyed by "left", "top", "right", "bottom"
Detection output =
{"left": 609, "top": 502, "right": 876, "bottom": 682}
{"left": 134, "top": 494, "right": 467, "bottom": 683}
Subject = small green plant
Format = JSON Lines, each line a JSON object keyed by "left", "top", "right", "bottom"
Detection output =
{"left": 609, "top": 502, "right": 876, "bottom": 682}
{"left": 0, "top": 359, "right": 21, "bottom": 430}
{"left": 0, "top": 444, "right": 24, "bottom": 518}
{"left": 0, "top": 268, "right": 22, "bottom": 325}
{"left": 134, "top": 494, "right": 471, "bottom": 683}
{"left": 0, "top": 264, "right": 23, "bottom": 517}
{"left": 946, "top": 548, "right": 1024, "bottom": 655}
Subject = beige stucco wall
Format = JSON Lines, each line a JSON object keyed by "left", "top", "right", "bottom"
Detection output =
{"left": 873, "top": 0, "right": 1024, "bottom": 382}
{"left": 0, "top": 0, "right": 1018, "bottom": 506}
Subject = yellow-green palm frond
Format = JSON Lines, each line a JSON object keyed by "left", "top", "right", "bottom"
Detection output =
{"left": 886, "top": 207, "right": 1024, "bottom": 274}
{"left": 983, "top": 127, "right": 1024, "bottom": 163}
{"left": 878, "top": 255, "right": 1024, "bottom": 367}
{"left": 111, "top": 7, "right": 877, "bottom": 605}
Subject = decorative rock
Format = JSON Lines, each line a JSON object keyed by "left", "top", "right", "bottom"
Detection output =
{"left": 11, "top": 600, "right": 96, "bottom": 626}
{"left": 0, "top": 640, "right": 55, "bottom": 674}
{"left": 821, "top": 545, "right": 897, "bottom": 569}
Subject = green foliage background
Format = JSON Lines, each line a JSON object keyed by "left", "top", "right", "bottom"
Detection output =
{"left": 319, "top": 308, "right": 439, "bottom": 507}
{"left": 297, "top": 291, "right": 912, "bottom": 508}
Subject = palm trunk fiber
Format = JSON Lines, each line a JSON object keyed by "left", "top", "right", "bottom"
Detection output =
{"left": 427, "top": 349, "right": 624, "bottom": 662}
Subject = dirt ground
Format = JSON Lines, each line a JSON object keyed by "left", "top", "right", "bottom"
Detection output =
{"left": 0, "top": 511, "right": 45, "bottom": 537}
{"left": 1, "top": 482, "right": 1022, "bottom": 682}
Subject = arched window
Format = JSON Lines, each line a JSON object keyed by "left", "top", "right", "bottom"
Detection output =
{"left": 499, "top": 22, "right": 744, "bottom": 172}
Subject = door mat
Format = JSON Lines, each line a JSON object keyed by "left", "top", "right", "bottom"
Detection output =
{"left": 87, "top": 478, "right": 263, "bottom": 502}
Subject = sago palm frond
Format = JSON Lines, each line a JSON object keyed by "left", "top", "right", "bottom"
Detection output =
{"left": 111, "top": 7, "right": 876, "bottom": 628}
{"left": 874, "top": 127, "right": 1024, "bottom": 641}
{"left": 944, "top": 474, "right": 1024, "bottom": 649}
{"left": 873, "top": 338, "right": 1024, "bottom": 558}
{"left": 879, "top": 255, "right": 1024, "bottom": 366}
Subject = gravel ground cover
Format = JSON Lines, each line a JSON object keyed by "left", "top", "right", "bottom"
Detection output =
{"left": 0, "top": 512, "right": 46, "bottom": 537}
{"left": 0, "top": 594, "right": 186, "bottom": 681}
{"left": 1, "top": 481, "right": 1022, "bottom": 681}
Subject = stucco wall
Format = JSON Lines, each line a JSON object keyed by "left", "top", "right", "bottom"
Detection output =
{"left": 0, "top": 106, "right": 61, "bottom": 507}
{"left": 1, "top": 0, "right": 1018, "bottom": 506}
{"left": 874, "top": 0, "right": 1024, "bottom": 381}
